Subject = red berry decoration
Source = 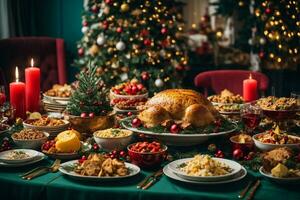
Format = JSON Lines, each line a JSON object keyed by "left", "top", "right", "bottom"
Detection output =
{"left": 119, "top": 151, "right": 126, "bottom": 158}
{"left": 137, "top": 83, "right": 144, "bottom": 90}
{"left": 215, "top": 150, "right": 224, "bottom": 158}
{"left": 116, "top": 27, "right": 123, "bottom": 33}
{"left": 141, "top": 72, "right": 150, "bottom": 80}
{"left": 143, "top": 39, "right": 151, "bottom": 46}
{"left": 131, "top": 85, "right": 138, "bottom": 95}
{"left": 132, "top": 118, "right": 141, "bottom": 127}
{"left": 140, "top": 29, "right": 149, "bottom": 37}
{"left": 259, "top": 51, "right": 264, "bottom": 58}
{"left": 82, "top": 21, "right": 88, "bottom": 27}
{"left": 105, "top": 0, "right": 112, "bottom": 4}
{"left": 233, "top": 148, "right": 244, "bottom": 160}
{"left": 91, "top": 5, "right": 99, "bottom": 13}
{"left": 78, "top": 48, "right": 84, "bottom": 56}
{"left": 80, "top": 112, "right": 87, "bottom": 118}
{"left": 170, "top": 124, "right": 180, "bottom": 134}
{"left": 161, "top": 27, "right": 168, "bottom": 34}
{"left": 89, "top": 112, "right": 95, "bottom": 118}
{"left": 265, "top": 8, "right": 271, "bottom": 14}
{"left": 102, "top": 21, "right": 108, "bottom": 29}
{"left": 127, "top": 111, "right": 133, "bottom": 116}
{"left": 93, "top": 143, "right": 99, "bottom": 151}
{"left": 79, "top": 155, "right": 87, "bottom": 163}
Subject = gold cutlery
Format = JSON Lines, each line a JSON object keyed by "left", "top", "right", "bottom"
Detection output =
{"left": 137, "top": 169, "right": 163, "bottom": 189}
{"left": 247, "top": 179, "right": 261, "bottom": 200}
{"left": 238, "top": 180, "right": 254, "bottom": 199}
{"left": 22, "top": 159, "right": 61, "bottom": 180}
{"left": 141, "top": 170, "right": 163, "bottom": 190}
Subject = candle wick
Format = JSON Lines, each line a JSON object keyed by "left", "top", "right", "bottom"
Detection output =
{"left": 31, "top": 58, "right": 34, "bottom": 67}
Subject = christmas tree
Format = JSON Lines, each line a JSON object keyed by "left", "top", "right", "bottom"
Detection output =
{"left": 213, "top": 0, "right": 300, "bottom": 70}
{"left": 74, "top": 0, "right": 187, "bottom": 94}
{"left": 66, "top": 63, "right": 111, "bottom": 117}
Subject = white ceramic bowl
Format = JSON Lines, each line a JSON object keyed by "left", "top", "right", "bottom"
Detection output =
{"left": 253, "top": 133, "right": 300, "bottom": 151}
{"left": 93, "top": 129, "right": 133, "bottom": 151}
{"left": 12, "top": 132, "right": 49, "bottom": 149}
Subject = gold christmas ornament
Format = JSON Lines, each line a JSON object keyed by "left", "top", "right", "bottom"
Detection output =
{"left": 120, "top": 3, "right": 129, "bottom": 12}
{"left": 89, "top": 44, "right": 99, "bottom": 56}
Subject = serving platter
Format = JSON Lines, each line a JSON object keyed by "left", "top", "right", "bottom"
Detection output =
{"left": 163, "top": 165, "right": 247, "bottom": 185}
{"left": 121, "top": 117, "right": 237, "bottom": 146}
{"left": 168, "top": 157, "right": 242, "bottom": 182}
{"left": 0, "top": 149, "right": 39, "bottom": 164}
{"left": 259, "top": 167, "right": 300, "bottom": 184}
{"left": 0, "top": 152, "right": 45, "bottom": 167}
{"left": 59, "top": 160, "right": 140, "bottom": 181}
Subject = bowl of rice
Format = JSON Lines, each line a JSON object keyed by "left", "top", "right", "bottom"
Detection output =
{"left": 93, "top": 128, "right": 133, "bottom": 151}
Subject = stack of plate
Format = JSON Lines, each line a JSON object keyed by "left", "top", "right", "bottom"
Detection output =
{"left": 42, "top": 94, "right": 70, "bottom": 113}
{"left": 23, "top": 120, "right": 70, "bottom": 138}
{"left": 0, "top": 149, "right": 45, "bottom": 167}
{"left": 164, "top": 157, "right": 247, "bottom": 184}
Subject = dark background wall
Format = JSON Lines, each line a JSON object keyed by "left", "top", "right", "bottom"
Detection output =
{"left": 34, "top": 0, "right": 83, "bottom": 82}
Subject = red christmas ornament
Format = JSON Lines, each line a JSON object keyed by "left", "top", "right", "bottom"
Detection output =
{"left": 93, "top": 143, "right": 99, "bottom": 151}
{"left": 141, "top": 72, "right": 150, "bottom": 80}
{"left": 140, "top": 29, "right": 149, "bottom": 37}
{"left": 132, "top": 118, "right": 141, "bottom": 127}
{"left": 215, "top": 150, "right": 224, "bottom": 158}
{"left": 161, "top": 27, "right": 168, "bottom": 34}
{"left": 265, "top": 8, "right": 271, "bottom": 14}
{"left": 80, "top": 112, "right": 87, "bottom": 118}
{"left": 143, "top": 39, "right": 151, "bottom": 46}
{"left": 102, "top": 21, "right": 108, "bottom": 29}
{"left": 82, "top": 21, "right": 88, "bottom": 27}
{"left": 233, "top": 148, "right": 244, "bottom": 160}
{"left": 78, "top": 48, "right": 84, "bottom": 56}
{"left": 127, "top": 111, "right": 133, "bottom": 116}
{"left": 89, "top": 112, "right": 95, "bottom": 118}
{"left": 105, "top": 0, "right": 112, "bottom": 4}
{"left": 116, "top": 27, "right": 123, "bottom": 33}
{"left": 91, "top": 5, "right": 99, "bottom": 13}
{"left": 259, "top": 51, "right": 264, "bottom": 58}
{"left": 170, "top": 124, "right": 180, "bottom": 133}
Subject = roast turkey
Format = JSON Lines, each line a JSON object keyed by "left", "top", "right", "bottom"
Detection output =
{"left": 138, "top": 89, "right": 220, "bottom": 128}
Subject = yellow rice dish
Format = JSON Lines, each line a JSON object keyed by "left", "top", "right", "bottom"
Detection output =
{"left": 94, "top": 128, "right": 132, "bottom": 138}
{"left": 180, "top": 154, "right": 232, "bottom": 176}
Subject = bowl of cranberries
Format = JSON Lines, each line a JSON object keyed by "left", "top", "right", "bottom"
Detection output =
{"left": 110, "top": 79, "right": 148, "bottom": 111}
{"left": 127, "top": 141, "right": 167, "bottom": 168}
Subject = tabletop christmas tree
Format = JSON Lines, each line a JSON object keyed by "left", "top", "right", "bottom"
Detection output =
{"left": 66, "top": 63, "right": 111, "bottom": 117}
{"left": 74, "top": 0, "right": 187, "bottom": 94}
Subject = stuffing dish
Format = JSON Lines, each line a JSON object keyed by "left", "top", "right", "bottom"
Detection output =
{"left": 45, "top": 84, "right": 72, "bottom": 98}
{"left": 74, "top": 154, "right": 128, "bottom": 177}
{"left": 262, "top": 147, "right": 300, "bottom": 178}
{"left": 26, "top": 116, "right": 65, "bottom": 127}
{"left": 208, "top": 89, "right": 244, "bottom": 104}
{"left": 256, "top": 96, "right": 298, "bottom": 111}
{"left": 256, "top": 129, "right": 300, "bottom": 145}
{"left": 12, "top": 129, "right": 46, "bottom": 140}
{"left": 179, "top": 154, "right": 232, "bottom": 176}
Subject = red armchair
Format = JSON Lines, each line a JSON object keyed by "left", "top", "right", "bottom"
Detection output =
{"left": 194, "top": 70, "right": 269, "bottom": 96}
{"left": 0, "top": 37, "right": 67, "bottom": 92}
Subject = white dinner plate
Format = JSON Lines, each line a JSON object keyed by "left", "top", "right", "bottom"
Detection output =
{"left": 259, "top": 167, "right": 300, "bottom": 184}
{"left": 163, "top": 165, "right": 247, "bottom": 185}
{"left": 0, "top": 149, "right": 39, "bottom": 164}
{"left": 0, "top": 152, "right": 45, "bottom": 167}
{"left": 59, "top": 160, "right": 140, "bottom": 181}
{"left": 168, "top": 157, "right": 242, "bottom": 182}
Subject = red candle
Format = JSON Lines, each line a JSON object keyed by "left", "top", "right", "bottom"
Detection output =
{"left": 10, "top": 67, "right": 26, "bottom": 119}
{"left": 25, "top": 58, "right": 40, "bottom": 112}
{"left": 243, "top": 74, "right": 258, "bottom": 102}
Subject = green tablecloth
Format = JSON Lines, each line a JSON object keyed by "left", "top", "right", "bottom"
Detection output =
{"left": 0, "top": 158, "right": 299, "bottom": 200}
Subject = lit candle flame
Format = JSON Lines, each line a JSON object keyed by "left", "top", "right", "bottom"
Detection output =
{"left": 31, "top": 58, "right": 34, "bottom": 67}
{"left": 249, "top": 73, "right": 252, "bottom": 79}
{"left": 15, "top": 66, "right": 19, "bottom": 82}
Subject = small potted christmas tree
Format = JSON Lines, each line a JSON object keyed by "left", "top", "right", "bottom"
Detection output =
{"left": 66, "top": 63, "right": 113, "bottom": 135}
